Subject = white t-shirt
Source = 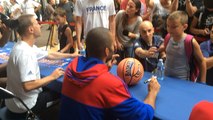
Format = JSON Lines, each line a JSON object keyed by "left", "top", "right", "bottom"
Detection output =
{"left": 20, "top": 0, "right": 40, "bottom": 19}
{"left": 149, "top": 0, "right": 170, "bottom": 21}
{"left": 74, "top": 0, "right": 116, "bottom": 38}
{"left": 9, "top": 3, "right": 22, "bottom": 19}
{"left": 5, "top": 41, "right": 48, "bottom": 113}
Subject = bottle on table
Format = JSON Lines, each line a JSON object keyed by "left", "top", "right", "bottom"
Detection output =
{"left": 79, "top": 46, "right": 86, "bottom": 57}
{"left": 156, "top": 59, "right": 164, "bottom": 81}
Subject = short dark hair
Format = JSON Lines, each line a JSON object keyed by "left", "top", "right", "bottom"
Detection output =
{"left": 86, "top": 27, "right": 113, "bottom": 59}
{"left": 17, "top": 14, "right": 34, "bottom": 36}
{"left": 54, "top": 7, "right": 66, "bottom": 17}
{"left": 167, "top": 11, "right": 188, "bottom": 25}
{"left": 133, "top": 0, "right": 141, "bottom": 16}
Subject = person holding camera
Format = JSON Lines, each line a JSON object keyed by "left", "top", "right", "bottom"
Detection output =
{"left": 0, "top": 23, "right": 10, "bottom": 88}
{"left": 115, "top": 0, "right": 142, "bottom": 62}
{"left": 0, "top": 20, "right": 11, "bottom": 47}
{"left": 134, "top": 21, "right": 165, "bottom": 72}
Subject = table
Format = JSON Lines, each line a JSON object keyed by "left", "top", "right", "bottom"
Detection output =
{"left": 40, "top": 63, "right": 213, "bottom": 120}
{"left": 0, "top": 42, "right": 14, "bottom": 63}
{"left": 2, "top": 42, "right": 213, "bottom": 120}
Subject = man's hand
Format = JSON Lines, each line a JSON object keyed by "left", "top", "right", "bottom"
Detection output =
{"left": 113, "top": 41, "right": 117, "bottom": 52}
{"left": 106, "top": 54, "right": 120, "bottom": 70}
{"left": 148, "top": 77, "right": 160, "bottom": 95}
{"left": 77, "top": 40, "right": 83, "bottom": 50}
{"left": 147, "top": 46, "right": 158, "bottom": 58}
{"left": 50, "top": 68, "right": 65, "bottom": 80}
{"left": 202, "top": 28, "right": 210, "bottom": 36}
{"left": 117, "top": 41, "right": 123, "bottom": 51}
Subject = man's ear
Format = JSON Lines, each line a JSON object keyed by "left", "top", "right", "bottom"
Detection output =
{"left": 183, "top": 24, "right": 188, "bottom": 31}
{"left": 105, "top": 47, "right": 110, "bottom": 57}
{"left": 28, "top": 26, "right": 34, "bottom": 33}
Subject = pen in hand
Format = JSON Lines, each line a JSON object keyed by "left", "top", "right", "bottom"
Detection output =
{"left": 144, "top": 76, "right": 157, "bottom": 84}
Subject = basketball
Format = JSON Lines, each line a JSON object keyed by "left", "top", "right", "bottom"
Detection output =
{"left": 117, "top": 58, "right": 144, "bottom": 86}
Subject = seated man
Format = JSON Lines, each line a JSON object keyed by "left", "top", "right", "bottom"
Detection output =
{"left": 60, "top": 27, "right": 161, "bottom": 120}
{"left": 5, "top": 14, "right": 79, "bottom": 114}
{"left": 134, "top": 21, "right": 165, "bottom": 72}
{"left": 200, "top": 25, "right": 213, "bottom": 85}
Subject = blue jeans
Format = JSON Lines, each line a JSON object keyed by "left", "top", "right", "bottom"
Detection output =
{"left": 116, "top": 46, "right": 134, "bottom": 63}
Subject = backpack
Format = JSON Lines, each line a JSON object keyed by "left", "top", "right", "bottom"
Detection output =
{"left": 164, "top": 34, "right": 199, "bottom": 82}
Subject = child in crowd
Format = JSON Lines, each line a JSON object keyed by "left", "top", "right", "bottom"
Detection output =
{"left": 54, "top": 7, "right": 76, "bottom": 53}
{"left": 164, "top": 11, "right": 206, "bottom": 83}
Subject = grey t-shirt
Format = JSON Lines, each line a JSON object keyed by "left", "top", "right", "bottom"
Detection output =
{"left": 58, "top": 1, "right": 75, "bottom": 23}
{"left": 116, "top": 10, "right": 142, "bottom": 47}
{"left": 165, "top": 37, "right": 190, "bottom": 80}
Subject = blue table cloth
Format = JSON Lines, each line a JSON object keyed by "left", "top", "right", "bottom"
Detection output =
{"left": 0, "top": 42, "right": 14, "bottom": 63}
{"left": 2, "top": 42, "right": 213, "bottom": 120}
{"left": 40, "top": 62, "right": 213, "bottom": 120}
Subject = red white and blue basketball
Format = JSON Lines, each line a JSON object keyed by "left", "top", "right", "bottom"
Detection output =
{"left": 117, "top": 58, "right": 144, "bottom": 86}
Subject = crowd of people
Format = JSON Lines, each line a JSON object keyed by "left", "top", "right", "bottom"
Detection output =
{"left": 0, "top": 0, "right": 213, "bottom": 119}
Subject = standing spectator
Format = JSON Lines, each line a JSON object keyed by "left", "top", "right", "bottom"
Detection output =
{"left": 74, "top": 0, "right": 116, "bottom": 50}
{"left": 171, "top": 0, "right": 203, "bottom": 34}
{"left": 58, "top": 0, "right": 75, "bottom": 31}
{"left": 164, "top": 11, "right": 206, "bottom": 83}
{"left": 171, "top": 0, "right": 203, "bottom": 17}
{"left": 34, "top": 0, "right": 42, "bottom": 21}
{"left": 5, "top": 14, "right": 78, "bottom": 114}
{"left": 200, "top": 25, "right": 213, "bottom": 85}
{"left": 9, "top": 0, "right": 22, "bottom": 19}
{"left": 146, "top": 0, "right": 172, "bottom": 37}
{"left": 60, "top": 27, "right": 160, "bottom": 120}
{"left": 190, "top": 0, "right": 213, "bottom": 43}
{"left": 116, "top": 0, "right": 142, "bottom": 62}
{"left": 54, "top": 8, "right": 76, "bottom": 53}
{"left": 114, "top": 0, "right": 121, "bottom": 13}
{"left": 43, "top": 0, "right": 57, "bottom": 47}
{"left": 134, "top": 21, "right": 165, "bottom": 72}
{"left": 8, "top": 0, "right": 21, "bottom": 41}
{"left": 0, "top": 0, "right": 11, "bottom": 16}
{"left": 43, "top": 0, "right": 55, "bottom": 21}
{"left": 20, "top": 0, "right": 41, "bottom": 19}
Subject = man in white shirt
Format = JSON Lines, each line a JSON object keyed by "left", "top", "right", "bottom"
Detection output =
{"left": 20, "top": 0, "right": 41, "bottom": 19}
{"left": 74, "top": 0, "right": 116, "bottom": 50}
{"left": 9, "top": 0, "right": 22, "bottom": 19}
{"left": 5, "top": 14, "right": 79, "bottom": 114}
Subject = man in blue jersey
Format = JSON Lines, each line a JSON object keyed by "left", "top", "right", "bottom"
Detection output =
{"left": 60, "top": 27, "right": 161, "bottom": 120}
